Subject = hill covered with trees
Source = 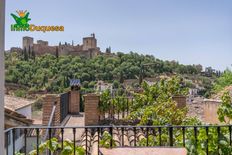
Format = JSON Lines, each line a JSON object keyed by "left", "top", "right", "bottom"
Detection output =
{"left": 5, "top": 51, "right": 218, "bottom": 96}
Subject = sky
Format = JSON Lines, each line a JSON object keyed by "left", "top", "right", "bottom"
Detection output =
{"left": 5, "top": 0, "right": 232, "bottom": 71}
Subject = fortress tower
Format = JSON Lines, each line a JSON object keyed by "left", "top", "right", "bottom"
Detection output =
{"left": 82, "top": 33, "right": 97, "bottom": 50}
{"left": 14, "top": 34, "right": 101, "bottom": 58}
{"left": 22, "top": 36, "right": 34, "bottom": 51}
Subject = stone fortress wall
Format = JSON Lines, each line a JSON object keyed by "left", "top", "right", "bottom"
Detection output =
{"left": 11, "top": 33, "right": 105, "bottom": 59}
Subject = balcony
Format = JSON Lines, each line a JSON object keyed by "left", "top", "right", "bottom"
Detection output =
{"left": 5, "top": 125, "right": 232, "bottom": 155}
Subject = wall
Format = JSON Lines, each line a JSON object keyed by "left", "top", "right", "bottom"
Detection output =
{"left": 33, "top": 44, "right": 56, "bottom": 56}
{"left": 42, "top": 94, "right": 61, "bottom": 126}
{"left": 172, "top": 95, "right": 186, "bottom": 109}
{"left": 16, "top": 105, "right": 32, "bottom": 119}
{"left": 84, "top": 94, "right": 100, "bottom": 126}
{"left": 83, "top": 37, "right": 97, "bottom": 50}
{"left": 203, "top": 99, "right": 221, "bottom": 124}
{"left": 19, "top": 36, "right": 101, "bottom": 58}
{"left": 6, "top": 130, "right": 24, "bottom": 155}
{"left": 0, "top": 0, "right": 5, "bottom": 154}
{"left": 69, "top": 90, "right": 80, "bottom": 114}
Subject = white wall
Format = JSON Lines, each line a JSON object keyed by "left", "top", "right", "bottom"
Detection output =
{"left": 16, "top": 106, "right": 32, "bottom": 119}
{"left": 0, "top": 0, "right": 5, "bottom": 154}
{"left": 7, "top": 130, "right": 24, "bottom": 155}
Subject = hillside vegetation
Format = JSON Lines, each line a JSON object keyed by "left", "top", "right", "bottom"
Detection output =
{"left": 5, "top": 52, "right": 216, "bottom": 95}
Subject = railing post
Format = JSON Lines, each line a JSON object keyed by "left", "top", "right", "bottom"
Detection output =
{"left": 206, "top": 126, "right": 209, "bottom": 155}
{"left": 217, "top": 127, "right": 220, "bottom": 154}
{"left": 61, "top": 128, "right": 64, "bottom": 149}
{"left": 229, "top": 126, "right": 232, "bottom": 146}
{"left": 122, "top": 127, "right": 124, "bottom": 146}
{"left": 182, "top": 127, "right": 185, "bottom": 147}
{"left": 36, "top": 128, "right": 39, "bottom": 154}
{"left": 85, "top": 128, "right": 88, "bottom": 155}
{"left": 169, "top": 126, "right": 173, "bottom": 146}
{"left": 134, "top": 127, "right": 136, "bottom": 146}
{"left": 97, "top": 128, "right": 100, "bottom": 155}
{"left": 110, "top": 126, "right": 113, "bottom": 148}
{"left": 194, "top": 127, "right": 197, "bottom": 153}
{"left": 158, "top": 127, "right": 162, "bottom": 146}
{"left": 110, "top": 126, "right": 114, "bottom": 148}
{"left": 73, "top": 128, "right": 76, "bottom": 155}
{"left": 48, "top": 128, "right": 51, "bottom": 155}
{"left": 146, "top": 127, "right": 149, "bottom": 146}
{"left": 24, "top": 129, "right": 27, "bottom": 154}
{"left": 12, "top": 129, "right": 15, "bottom": 154}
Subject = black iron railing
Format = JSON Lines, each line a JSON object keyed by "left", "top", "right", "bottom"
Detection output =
{"left": 99, "top": 97, "right": 134, "bottom": 121}
{"left": 5, "top": 125, "right": 232, "bottom": 155}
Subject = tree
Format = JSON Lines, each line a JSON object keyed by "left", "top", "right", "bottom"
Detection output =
{"left": 213, "top": 69, "right": 232, "bottom": 93}
{"left": 128, "top": 76, "right": 188, "bottom": 125}
{"left": 23, "top": 47, "right": 28, "bottom": 61}
{"left": 112, "top": 80, "right": 120, "bottom": 89}
{"left": 218, "top": 91, "right": 232, "bottom": 124}
{"left": 55, "top": 46, "right": 59, "bottom": 59}
{"left": 31, "top": 47, "right": 36, "bottom": 60}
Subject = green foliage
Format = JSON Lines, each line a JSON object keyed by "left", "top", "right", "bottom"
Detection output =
{"left": 217, "top": 91, "right": 232, "bottom": 124}
{"left": 14, "top": 89, "right": 26, "bottom": 97}
{"left": 99, "top": 131, "right": 116, "bottom": 148}
{"left": 99, "top": 89, "right": 131, "bottom": 117}
{"left": 5, "top": 52, "right": 207, "bottom": 94}
{"left": 128, "top": 76, "right": 188, "bottom": 125}
{"left": 213, "top": 69, "right": 232, "bottom": 93}
{"left": 99, "top": 90, "right": 111, "bottom": 114}
{"left": 26, "top": 138, "right": 85, "bottom": 155}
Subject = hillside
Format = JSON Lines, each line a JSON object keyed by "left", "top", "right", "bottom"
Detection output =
{"left": 5, "top": 51, "right": 217, "bottom": 97}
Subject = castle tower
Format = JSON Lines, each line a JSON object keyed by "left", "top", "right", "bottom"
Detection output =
{"left": 82, "top": 33, "right": 97, "bottom": 50}
{"left": 23, "top": 36, "right": 34, "bottom": 51}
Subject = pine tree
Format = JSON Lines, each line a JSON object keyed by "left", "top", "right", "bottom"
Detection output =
{"left": 31, "top": 47, "right": 35, "bottom": 61}
{"left": 28, "top": 46, "right": 31, "bottom": 59}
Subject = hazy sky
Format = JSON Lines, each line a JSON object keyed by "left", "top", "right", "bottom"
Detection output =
{"left": 5, "top": 0, "right": 232, "bottom": 71}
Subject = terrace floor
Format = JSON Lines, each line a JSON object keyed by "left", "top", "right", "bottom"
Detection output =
{"left": 63, "top": 113, "right": 85, "bottom": 140}
{"left": 99, "top": 147, "right": 187, "bottom": 155}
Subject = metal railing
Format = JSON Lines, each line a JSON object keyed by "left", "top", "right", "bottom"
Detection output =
{"left": 99, "top": 97, "right": 134, "bottom": 121}
{"left": 5, "top": 125, "right": 232, "bottom": 155}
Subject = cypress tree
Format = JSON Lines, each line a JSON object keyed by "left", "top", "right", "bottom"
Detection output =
{"left": 55, "top": 46, "right": 59, "bottom": 59}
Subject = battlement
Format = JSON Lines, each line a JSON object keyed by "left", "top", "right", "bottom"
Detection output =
{"left": 19, "top": 34, "right": 101, "bottom": 58}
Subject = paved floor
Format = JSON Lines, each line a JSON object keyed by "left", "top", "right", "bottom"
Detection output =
{"left": 63, "top": 113, "right": 85, "bottom": 141}
{"left": 100, "top": 147, "right": 187, "bottom": 155}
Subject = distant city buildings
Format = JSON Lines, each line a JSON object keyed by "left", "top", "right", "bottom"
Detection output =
{"left": 95, "top": 80, "right": 113, "bottom": 93}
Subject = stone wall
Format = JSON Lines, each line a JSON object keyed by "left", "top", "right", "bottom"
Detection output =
{"left": 19, "top": 35, "right": 101, "bottom": 58}
{"left": 33, "top": 44, "right": 56, "bottom": 56}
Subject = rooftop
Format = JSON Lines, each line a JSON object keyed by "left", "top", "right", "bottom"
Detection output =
{"left": 4, "top": 95, "right": 35, "bottom": 111}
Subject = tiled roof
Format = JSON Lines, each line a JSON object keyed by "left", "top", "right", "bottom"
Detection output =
{"left": 70, "top": 79, "right": 81, "bottom": 86}
{"left": 5, "top": 107, "right": 33, "bottom": 125}
{"left": 4, "top": 95, "right": 35, "bottom": 111}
